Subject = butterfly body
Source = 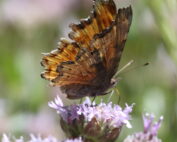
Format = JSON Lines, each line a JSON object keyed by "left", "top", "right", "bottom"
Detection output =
{"left": 41, "top": 0, "right": 132, "bottom": 99}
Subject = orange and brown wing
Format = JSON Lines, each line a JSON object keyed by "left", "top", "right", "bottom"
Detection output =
{"left": 91, "top": 6, "right": 132, "bottom": 76}
{"left": 41, "top": 38, "right": 80, "bottom": 82}
{"left": 69, "top": 0, "right": 117, "bottom": 49}
{"left": 41, "top": 38, "right": 101, "bottom": 86}
{"left": 50, "top": 49, "right": 102, "bottom": 86}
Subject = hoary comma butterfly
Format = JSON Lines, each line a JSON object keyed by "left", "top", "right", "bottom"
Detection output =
{"left": 41, "top": 0, "right": 132, "bottom": 99}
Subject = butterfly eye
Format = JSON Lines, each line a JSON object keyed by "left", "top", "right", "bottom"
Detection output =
{"left": 111, "top": 78, "right": 117, "bottom": 86}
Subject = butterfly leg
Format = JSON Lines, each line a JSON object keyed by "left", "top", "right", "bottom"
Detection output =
{"left": 99, "top": 90, "right": 112, "bottom": 96}
{"left": 115, "top": 88, "right": 121, "bottom": 104}
{"left": 92, "top": 96, "right": 96, "bottom": 104}
{"left": 107, "top": 89, "right": 114, "bottom": 103}
{"left": 79, "top": 98, "right": 83, "bottom": 104}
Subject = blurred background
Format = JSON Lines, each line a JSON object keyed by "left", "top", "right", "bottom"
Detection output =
{"left": 0, "top": 0, "right": 176, "bottom": 141}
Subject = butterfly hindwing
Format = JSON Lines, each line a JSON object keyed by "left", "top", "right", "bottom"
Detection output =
{"left": 41, "top": 39, "right": 80, "bottom": 81}
{"left": 51, "top": 49, "right": 103, "bottom": 86}
{"left": 41, "top": 41, "right": 103, "bottom": 88}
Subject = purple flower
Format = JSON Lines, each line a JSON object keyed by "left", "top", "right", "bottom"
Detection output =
{"left": 49, "top": 96, "right": 133, "bottom": 142}
{"left": 48, "top": 96, "right": 80, "bottom": 123}
{"left": 123, "top": 113, "right": 163, "bottom": 142}
{"left": 1, "top": 134, "right": 82, "bottom": 142}
{"left": 143, "top": 114, "right": 163, "bottom": 137}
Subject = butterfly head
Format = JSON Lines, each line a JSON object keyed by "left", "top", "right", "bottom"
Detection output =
{"left": 110, "top": 78, "right": 118, "bottom": 88}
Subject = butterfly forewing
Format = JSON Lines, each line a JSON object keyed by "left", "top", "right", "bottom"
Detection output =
{"left": 69, "top": 0, "right": 117, "bottom": 49}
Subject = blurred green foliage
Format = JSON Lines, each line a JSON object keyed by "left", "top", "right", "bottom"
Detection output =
{"left": 0, "top": 0, "right": 176, "bottom": 141}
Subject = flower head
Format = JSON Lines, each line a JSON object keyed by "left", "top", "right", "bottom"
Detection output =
{"left": 49, "top": 96, "right": 133, "bottom": 142}
{"left": 123, "top": 113, "right": 163, "bottom": 142}
{"left": 143, "top": 113, "right": 163, "bottom": 137}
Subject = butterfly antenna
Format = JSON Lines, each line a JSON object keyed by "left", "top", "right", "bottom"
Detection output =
{"left": 115, "top": 60, "right": 134, "bottom": 78}
{"left": 120, "top": 62, "right": 150, "bottom": 75}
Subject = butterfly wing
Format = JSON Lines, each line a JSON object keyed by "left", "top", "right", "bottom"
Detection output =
{"left": 69, "top": 0, "right": 132, "bottom": 76}
{"left": 69, "top": 0, "right": 117, "bottom": 49}
{"left": 41, "top": 39, "right": 103, "bottom": 86}
{"left": 41, "top": 39, "right": 104, "bottom": 99}
{"left": 41, "top": 39, "right": 80, "bottom": 81}
{"left": 54, "top": 48, "right": 105, "bottom": 99}
{"left": 91, "top": 6, "right": 132, "bottom": 78}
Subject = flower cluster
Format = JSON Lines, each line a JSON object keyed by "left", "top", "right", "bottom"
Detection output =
{"left": 49, "top": 97, "right": 133, "bottom": 142}
{"left": 1, "top": 97, "right": 163, "bottom": 142}
{"left": 1, "top": 96, "right": 164, "bottom": 142}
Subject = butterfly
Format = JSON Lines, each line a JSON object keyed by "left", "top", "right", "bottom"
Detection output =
{"left": 41, "top": 0, "right": 132, "bottom": 99}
